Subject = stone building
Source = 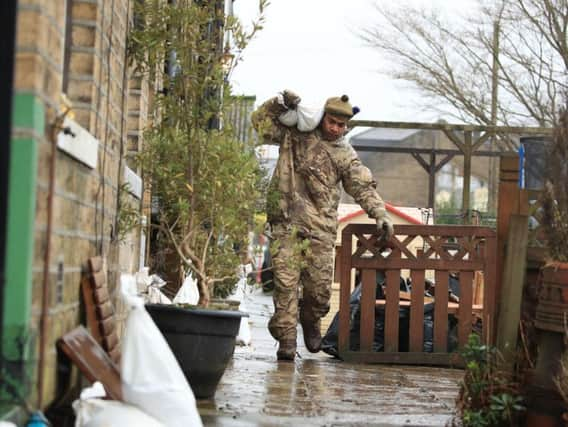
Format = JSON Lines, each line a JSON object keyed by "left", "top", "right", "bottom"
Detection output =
{"left": 347, "top": 128, "right": 493, "bottom": 213}
{"left": 2, "top": 0, "right": 150, "bottom": 421}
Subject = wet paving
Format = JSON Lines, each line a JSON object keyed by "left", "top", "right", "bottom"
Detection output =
{"left": 197, "top": 290, "right": 463, "bottom": 427}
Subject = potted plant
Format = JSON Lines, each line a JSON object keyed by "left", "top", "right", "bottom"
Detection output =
{"left": 129, "top": 0, "right": 267, "bottom": 398}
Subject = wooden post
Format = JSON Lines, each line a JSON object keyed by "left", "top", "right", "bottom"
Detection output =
{"left": 360, "top": 269, "right": 376, "bottom": 352}
{"left": 462, "top": 131, "right": 473, "bottom": 224}
{"left": 429, "top": 151, "right": 436, "bottom": 209}
{"left": 496, "top": 214, "right": 529, "bottom": 365}
{"left": 411, "top": 151, "right": 455, "bottom": 210}
{"left": 496, "top": 154, "right": 520, "bottom": 320}
{"left": 488, "top": 19, "right": 500, "bottom": 214}
{"left": 338, "top": 228, "right": 353, "bottom": 354}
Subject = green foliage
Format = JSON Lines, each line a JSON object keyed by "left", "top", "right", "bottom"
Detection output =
{"left": 130, "top": 0, "right": 268, "bottom": 303}
{"left": 116, "top": 183, "right": 141, "bottom": 242}
{"left": 456, "top": 334, "right": 525, "bottom": 427}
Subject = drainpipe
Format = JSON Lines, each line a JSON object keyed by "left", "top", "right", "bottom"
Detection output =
{"left": 0, "top": 0, "right": 18, "bottom": 361}
{"left": 37, "top": 106, "right": 63, "bottom": 408}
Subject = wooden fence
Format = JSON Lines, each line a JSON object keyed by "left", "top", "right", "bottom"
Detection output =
{"left": 337, "top": 224, "right": 497, "bottom": 366}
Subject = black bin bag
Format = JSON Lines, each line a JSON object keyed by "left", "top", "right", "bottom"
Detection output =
{"left": 321, "top": 272, "right": 459, "bottom": 358}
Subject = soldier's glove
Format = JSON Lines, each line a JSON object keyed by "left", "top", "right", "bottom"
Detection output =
{"left": 280, "top": 90, "right": 301, "bottom": 110}
{"left": 375, "top": 209, "right": 394, "bottom": 243}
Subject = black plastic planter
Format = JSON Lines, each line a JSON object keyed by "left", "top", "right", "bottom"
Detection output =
{"left": 145, "top": 303, "right": 247, "bottom": 398}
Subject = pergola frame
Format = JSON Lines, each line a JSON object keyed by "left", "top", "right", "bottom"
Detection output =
{"left": 349, "top": 120, "right": 552, "bottom": 222}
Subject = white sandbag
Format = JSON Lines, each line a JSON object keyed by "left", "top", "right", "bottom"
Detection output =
{"left": 75, "top": 399, "right": 165, "bottom": 427}
{"left": 278, "top": 109, "right": 298, "bottom": 127}
{"left": 235, "top": 299, "right": 252, "bottom": 346}
{"left": 147, "top": 285, "right": 172, "bottom": 304}
{"left": 296, "top": 104, "right": 324, "bottom": 131}
{"left": 73, "top": 382, "right": 165, "bottom": 427}
{"left": 172, "top": 273, "right": 199, "bottom": 305}
{"left": 150, "top": 273, "right": 167, "bottom": 288}
{"left": 135, "top": 267, "right": 152, "bottom": 293}
{"left": 230, "top": 278, "right": 252, "bottom": 346}
{"left": 120, "top": 275, "right": 203, "bottom": 427}
{"left": 278, "top": 103, "right": 324, "bottom": 132}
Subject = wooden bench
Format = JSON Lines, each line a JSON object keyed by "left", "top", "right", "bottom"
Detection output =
{"left": 57, "top": 325, "right": 122, "bottom": 400}
{"left": 81, "top": 256, "right": 121, "bottom": 364}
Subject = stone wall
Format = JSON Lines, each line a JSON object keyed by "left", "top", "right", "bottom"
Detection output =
{"left": 13, "top": 0, "right": 149, "bottom": 408}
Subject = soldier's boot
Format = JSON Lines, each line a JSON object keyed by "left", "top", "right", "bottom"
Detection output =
{"left": 276, "top": 339, "right": 296, "bottom": 361}
{"left": 300, "top": 310, "right": 322, "bottom": 353}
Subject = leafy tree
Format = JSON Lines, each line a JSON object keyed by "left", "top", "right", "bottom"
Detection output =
{"left": 130, "top": 0, "right": 268, "bottom": 306}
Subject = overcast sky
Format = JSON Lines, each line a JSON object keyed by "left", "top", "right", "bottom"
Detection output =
{"left": 231, "top": 0, "right": 476, "bottom": 124}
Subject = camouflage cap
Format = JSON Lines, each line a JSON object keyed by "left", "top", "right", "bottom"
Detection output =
{"left": 324, "top": 94, "right": 359, "bottom": 119}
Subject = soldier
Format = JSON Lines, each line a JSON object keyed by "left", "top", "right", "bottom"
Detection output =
{"left": 252, "top": 91, "right": 393, "bottom": 361}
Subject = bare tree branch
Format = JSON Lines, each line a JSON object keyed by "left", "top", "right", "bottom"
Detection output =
{"left": 359, "top": 0, "right": 567, "bottom": 129}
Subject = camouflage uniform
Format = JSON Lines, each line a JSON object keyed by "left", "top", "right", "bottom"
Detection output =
{"left": 252, "top": 96, "right": 387, "bottom": 348}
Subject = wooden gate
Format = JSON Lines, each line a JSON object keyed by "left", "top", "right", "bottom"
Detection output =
{"left": 338, "top": 224, "right": 497, "bottom": 366}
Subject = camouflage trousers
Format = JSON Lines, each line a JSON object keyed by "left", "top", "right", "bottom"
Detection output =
{"left": 268, "top": 226, "right": 335, "bottom": 344}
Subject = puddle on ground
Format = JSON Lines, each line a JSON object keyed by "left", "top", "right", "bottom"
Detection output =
{"left": 197, "top": 291, "right": 462, "bottom": 426}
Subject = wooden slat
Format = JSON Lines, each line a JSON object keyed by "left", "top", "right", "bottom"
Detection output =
{"left": 103, "top": 331, "right": 119, "bottom": 353}
{"left": 499, "top": 155, "right": 520, "bottom": 175}
{"left": 81, "top": 277, "right": 103, "bottom": 345}
{"left": 353, "top": 232, "right": 379, "bottom": 256}
{"left": 88, "top": 256, "right": 104, "bottom": 274}
{"left": 343, "top": 223, "right": 496, "bottom": 238}
{"left": 390, "top": 235, "right": 419, "bottom": 260}
{"left": 57, "top": 326, "right": 122, "bottom": 400}
{"left": 93, "top": 286, "right": 109, "bottom": 305}
{"left": 434, "top": 271, "right": 449, "bottom": 352}
{"left": 90, "top": 271, "right": 106, "bottom": 289}
{"left": 462, "top": 132, "right": 472, "bottom": 224}
{"left": 352, "top": 257, "right": 485, "bottom": 271}
{"left": 496, "top": 214, "right": 529, "bottom": 361}
{"left": 409, "top": 270, "right": 425, "bottom": 352}
{"left": 360, "top": 269, "right": 376, "bottom": 352}
{"left": 458, "top": 271, "right": 474, "bottom": 347}
{"left": 500, "top": 171, "right": 520, "bottom": 181}
{"left": 473, "top": 271, "right": 485, "bottom": 306}
{"left": 341, "top": 350, "right": 463, "bottom": 367}
{"left": 98, "top": 316, "right": 115, "bottom": 338}
{"left": 333, "top": 246, "right": 341, "bottom": 283}
{"left": 496, "top": 154, "right": 520, "bottom": 341}
{"left": 338, "top": 229, "right": 353, "bottom": 354}
{"left": 108, "top": 347, "right": 121, "bottom": 365}
{"left": 384, "top": 269, "right": 400, "bottom": 352}
{"left": 399, "top": 291, "right": 433, "bottom": 304}
{"left": 484, "top": 235, "right": 498, "bottom": 345}
{"left": 519, "top": 189, "right": 530, "bottom": 215}
{"left": 83, "top": 256, "right": 121, "bottom": 363}
{"left": 348, "top": 119, "right": 552, "bottom": 135}
{"left": 96, "top": 300, "right": 115, "bottom": 320}
{"left": 376, "top": 300, "right": 483, "bottom": 315}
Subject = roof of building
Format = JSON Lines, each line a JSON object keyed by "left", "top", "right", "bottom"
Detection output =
{"left": 349, "top": 128, "right": 420, "bottom": 147}
{"left": 338, "top": 203, "right": 424, "bottom": 224}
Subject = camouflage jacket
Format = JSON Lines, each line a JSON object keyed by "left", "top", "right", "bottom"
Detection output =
{"left": 252, "top": 96, "right": 386, "bottom": 240}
